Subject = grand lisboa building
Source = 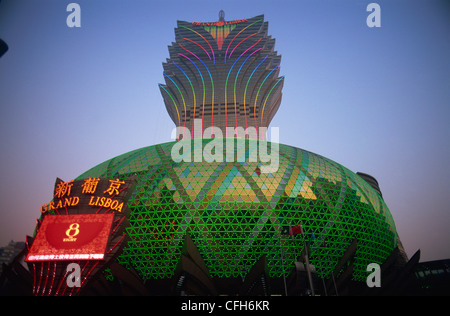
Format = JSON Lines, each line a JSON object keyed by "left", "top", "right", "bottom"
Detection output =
{"left": 2, "top": 12, "right": 417, "bottom": 296}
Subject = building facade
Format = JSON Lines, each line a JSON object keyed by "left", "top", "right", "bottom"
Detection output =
{"left": 159, "top": 13, "right": 284, "bottom": 140}
{"left": 0, "top": 12, "right": 424, "bottom": 296}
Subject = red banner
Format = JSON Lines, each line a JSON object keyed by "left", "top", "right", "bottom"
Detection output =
{"left": 26, "top": 214, "right": 114, "bottom": 261}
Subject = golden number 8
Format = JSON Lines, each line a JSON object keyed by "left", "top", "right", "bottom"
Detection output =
{"left": 66, "top": 223, "right": 80, "bottom": 237}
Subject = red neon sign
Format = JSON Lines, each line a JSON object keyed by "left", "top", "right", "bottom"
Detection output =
{"left": 26, "top": 214, "right": 114, "bottom": 261}
{"left": 191, "top": 19, "right": 248, "bottom": 26}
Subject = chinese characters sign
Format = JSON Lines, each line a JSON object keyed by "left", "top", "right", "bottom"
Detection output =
{"left": 25, "top": 176, "right": 136, "bottom": 295}
{"left": 41, "top": 177, "right": 132, "bottom": 215}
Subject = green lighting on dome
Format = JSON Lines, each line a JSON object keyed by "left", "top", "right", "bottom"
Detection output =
{"left": 76, "top": 139, "right": 398, "bottom": 282}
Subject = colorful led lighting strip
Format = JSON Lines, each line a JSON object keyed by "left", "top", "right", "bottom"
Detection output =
{"left": 42, "top": 261, "right": 50, "bottom": 295}
{"left": 70, "top": 261, "right": 89, "bottom": 296}
{"left": 234, "top": 47, "right": 262, "bottom": 132}
{"left": 183, "top": 37, "right": 211, "bottom": 61}
{"left": 179, "top": 43, "right": 215, "bottom": 136}
{"left": 164, "top": 73, "right": 187, "bottom": 138}
{"left": 48, "top": 261, "right": 56, "bottom": 296}
{"left": 179, "top": 53, "right": 205, "bottom": 134}
{"left": 173, "top": 61, "right": 196, "bottom": 137}
{"left": 225, "top": 38, "right": 262, "bottom": 132}
{"left": 55, "top": 264, "right": 69, "bottom": 295}
{"left": 254, "top": 65, "right": 279, "bottom": 138}
{"left": 179, "top": 25, "right": 215, "bottom": 64}
{"left": 159, "top": 84, "right": 181, "bottom": 130}
{"left": 244, "top": 55, "right": 268, "bottom": 138}
{"left": 228, "top": 33, "right": 257, "bottom": 60}
{"left": 225, "top": 19, "right": 262, "bottom": 64}
{"left": 260, "top": 76, "right": 284, "bottom": 140}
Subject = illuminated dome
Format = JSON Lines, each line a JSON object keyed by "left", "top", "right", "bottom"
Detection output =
{"left": 76, "top": 139, "right": 398, "bottom": 293}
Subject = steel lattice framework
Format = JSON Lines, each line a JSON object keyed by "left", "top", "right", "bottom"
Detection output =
{"left": 76, "top": 139, "right": 398, "bottom": 283}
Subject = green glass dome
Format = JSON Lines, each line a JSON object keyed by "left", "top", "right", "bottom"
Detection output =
{"left": 76, "top": 139, "right": 398, "bottom": 283}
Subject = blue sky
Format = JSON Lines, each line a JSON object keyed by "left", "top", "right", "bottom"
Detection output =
{"left": 0, "top": 0, "right": 449, "bottom": 262}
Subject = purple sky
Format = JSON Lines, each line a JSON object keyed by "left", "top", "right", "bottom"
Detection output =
{"left": 0, "top": 0, "right": 449, "bottom": 262}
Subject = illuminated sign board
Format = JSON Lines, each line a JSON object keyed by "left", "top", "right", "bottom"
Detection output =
{"left": 25, "top": 176, "right": 136, "bottom": 295}
{"left": 26, "top": 213, "right": 114, "bottom": 261}
{"left": 40, "top": 177, "right": 134, "bottom": 215}
{"left": 191, "top": 19, "right": 248, "bottom": 26}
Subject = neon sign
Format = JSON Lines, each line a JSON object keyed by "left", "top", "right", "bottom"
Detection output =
{"left": 25, "top": 176, "right": 137, "bottom": 295}
{"left": 40, "top": 177, "right": 130, "bottom": 214}
{"left": 191, "top": 19, "right": 247, "bottom": 27}
{"left": 25, "top": 214, "right": 114, "bottom": 262}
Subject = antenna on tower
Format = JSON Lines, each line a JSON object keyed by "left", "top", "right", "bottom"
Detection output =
{"left": 219, "top": 10, "right": 225, "bottom": 22}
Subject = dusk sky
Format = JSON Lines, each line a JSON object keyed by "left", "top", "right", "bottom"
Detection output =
{"left": 0, "top": 0, "right": 449, "bottom": 263}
